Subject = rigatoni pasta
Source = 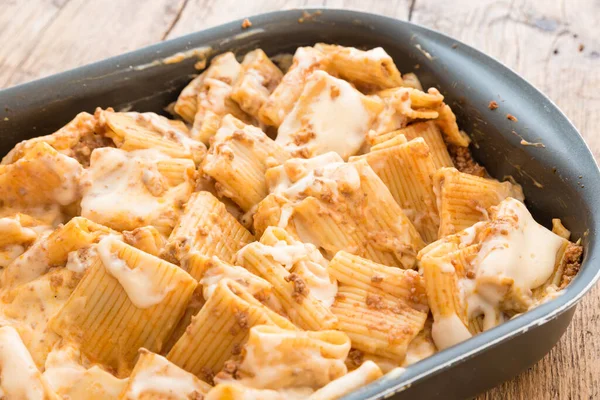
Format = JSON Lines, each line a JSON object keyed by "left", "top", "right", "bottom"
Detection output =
{"left": 163, "top": 190, "right": 254, "bottom": 279}
{"left": 433, "top": 167, "right": 524, "bottom": 237}
{"left": 167, "top": 279, "right": 296, "bottom": 380}
{"left": 231, "top": 49, "right": 284, "bottom": 119}
{"left": 0, "top": 141, "right": 83, "bottom": 208}
{"left": 174, "top": 52, "right": 243, "bottom": 124}
{"left": 202, "top": 114, "right": 289, "bottom": 212}
{"left": 100, "top": 109, "right": 207, "bottom": 163}
{"left": 265, "top": 153, "right": 425, "bottom": 268}
{"left": 351, "top": 137, "right": 440, "bottom": 243}
{"left": 328, "top": 251, "right": 429, "bottom": 365}
{"left": 0, "top": 42, "right": 583, "bottom": 400}
{"left": 236, "top": 227, "right": 338, "bottom": 330}
{"left": 419, "top": 198, "right": 576, "bottom": 350}
{"left": 49, "top": 236, "right": 197, "bottom": 376}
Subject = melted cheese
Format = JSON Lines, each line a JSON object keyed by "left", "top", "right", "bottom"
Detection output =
{"left": 0, "top": 326, "right": 49, "bottom": 399}
{"left": 431, "top": 314, "right": 472, "bottom": 351}
{"left": 310, "top": 360, "right": 382, "bottom": 400}
{"left": 465, "top": 198, "right": 566, "bottom": 328}
{"left": 267, "top": 152, "right": 360, "bottom": 203}
{"left": 277, "top": 71, "right": 373, "bottom": 160}
{"left": 200, "top": 257, "right": 271, "bottom": 300}
{"left": 97, "top": 236, "right": 170, "bottom": 308}
{"left": 475, "top": 199, "right": 564, "bottom": 292}
{"left": 35, "top": 147, "right": 83, "bottom": 206}
{"left": 81, "top": 148, "right": 167, "bottom": 219}
{"left": 248, "top": 239, "right": 337, "bottom": 307}
{"left": 126, "top": 352, "right": 205, "bottom": 398}
{"left": 44, "top": 343, "right": 126, "bottom": 399}
{"left": 431, "top": 197, "right": 567, "bottom": 349}
{"left": 0, "top": 267, "right": 78, "bottom": 368}
{"left": 65, "top": 247, "right": 98, "bottom": 274}
{"left": 81, "top": 148, "right": 191, "bottom": 231}
{"left": 230, "top": 326, "right": 349, "bottom": 390}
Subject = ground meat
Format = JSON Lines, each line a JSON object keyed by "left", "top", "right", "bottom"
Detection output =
{"left": 214, "top": 359, "right": 241, "bottom": 383}
{"left": 234, "top": 310, "right": 249, "bottom": 330}
{"left": 292, "top": 130, "right": 316, "bottom": 146}
{"left": 291, "top": 147, "right": 311, "bottom": 158}
{"left": 365, "top": 294, "right": 386, "bottom": 310}
{"left": 201, "top": 367, "right": 215, "bottom": 385}
{"left": 285, "top": 273, "right": 308, "bottom": 303}
{"left": 72, "top": 134, "right": 114, "bottom": 167}
{"left": 560, "top": 243, "right": 583, "bottom": 289}
{"left": 347, "top": 348, "right": 364, "bottom": 369}
{"left": 223, "top": 360, "right": 240, "bottom": 379}
{"left": 189, "top": 391, "right": 204, "bottom": 400}
{"left": 448, "top": 145, "right": 487, "bottom": 177}
{"left": 231, "top": 343, "right": 243, "bottom": 356}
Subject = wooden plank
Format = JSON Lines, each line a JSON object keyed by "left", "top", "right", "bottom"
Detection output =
{"left": 0, "top": 0, "right": 69, "bottom": 87}
{"left": 411, "top": 1, "right": 600, "bottom": 399}
{"left": 165, "top": 0, "right": 411, "bottom": 39}
{"left": 1, "top": 0, "right": 187, "bottom": 88}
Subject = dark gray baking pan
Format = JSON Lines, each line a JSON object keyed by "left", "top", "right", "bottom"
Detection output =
{"left": 0, "top": 8, "right": 598, "bottom": 400}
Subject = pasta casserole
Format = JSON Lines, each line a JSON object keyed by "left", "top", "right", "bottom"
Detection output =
{"left": 0, "top": 43, "right": 583, "bottom": 399}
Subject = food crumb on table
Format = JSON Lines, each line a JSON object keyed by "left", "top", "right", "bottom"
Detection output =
{"left": 242, "top": 18, "right": 252, "bottom": 29}
{"left": 488, "top": 100, "right": 499, "bottom": 110}
{"left": 506, "top": 113, "right": 518, "bottom": 122}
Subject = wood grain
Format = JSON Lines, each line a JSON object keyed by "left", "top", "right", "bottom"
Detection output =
{"left": 0, "top": 1, "right": 598, "bottom": 399}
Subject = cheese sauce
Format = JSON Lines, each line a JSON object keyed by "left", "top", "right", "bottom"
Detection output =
{"left": 97, "top": 236, "right": 170, "bottom": 309}
{"left": 277, "top": 71, "right": 373, "bottom": 160}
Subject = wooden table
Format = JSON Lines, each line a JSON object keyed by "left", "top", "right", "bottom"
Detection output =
{"left": 1, "top": 0, "right": 598, "bottom": 398}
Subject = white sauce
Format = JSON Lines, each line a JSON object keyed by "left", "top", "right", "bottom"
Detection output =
{"left": 1, "top": 231, "right": 53, "bottom": 287}
{"left": 126, "top": 352, "right": 203, "bottom": 398}
{"left": 65, "top": 247, "right": 98, "bottom": 274}
{"left": 233, "top": 326, "right": 349, "bottom": 390}
{"left": 431, "top": 197, "right": 567, "bottom": 349}
{"left": 0, "top": 217, "right": 37, "bottom": 242}
{"left": 0, "top": 326, "right": 48, "bottom": 399}
{"left": 97, "top": 236, "right": 169, "bottom": 308}
{"left": 268, "top": 152, "right": 360, "bottom": 205}
{"left": 431, "top": 314, "right": 472, "bottom": 350}
{"left": 475, "top": 199, "right": 564, "bottom": 291}
{"left": 44, "top": 343, "right": 127, "bottom": 398}
{"left": 310, "top": 360, "right": 382, "bottom": 400}
{"left": 277, "top": 70, "right": 372, "bottom": 160}
{"left": 81, "top": 148, "right": 190, "bottom": 230}
{"left": 278, "top": 204, "right": 294, "bottom": 229}
{"left": 252, "top": 238, "right": 337, "bottom": 307}
{"left": 38, "top": 149, "right": 83, "bottom": 206}
{"left": 200, "top": 257, "right": 271, "bottom": 300}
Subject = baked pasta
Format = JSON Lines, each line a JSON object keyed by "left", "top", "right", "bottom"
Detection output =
{"left": 0, "top": 43, "right": 582, "bottom": 399}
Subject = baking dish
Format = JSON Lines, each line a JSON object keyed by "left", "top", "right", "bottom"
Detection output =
{"left": 0, "top": 8, "right": 598, "bottom": 400}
